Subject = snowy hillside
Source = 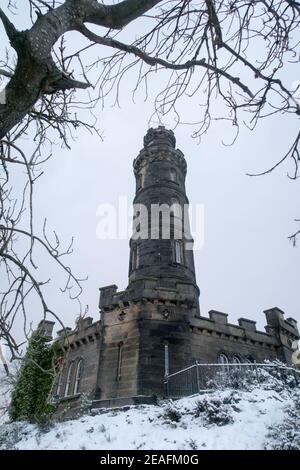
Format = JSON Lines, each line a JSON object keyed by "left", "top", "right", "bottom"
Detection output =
{"left": 0, "top": 365, "right": 299, "bottom": 450}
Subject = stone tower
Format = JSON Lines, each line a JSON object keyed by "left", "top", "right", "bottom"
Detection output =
{"left": 128, "top": 126, "right": 199, "bottom": 303}
{"left": 96, "top": 127, "right": 200, "bottom": 406}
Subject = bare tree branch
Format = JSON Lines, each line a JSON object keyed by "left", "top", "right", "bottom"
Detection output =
{"left": 0, "top": 68, "right": 13, "bottom": 79}
{"left": 78, "top": 24, "right": 254, "bottom": 97}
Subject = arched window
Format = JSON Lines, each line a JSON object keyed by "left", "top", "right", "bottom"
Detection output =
{"left": 56, "top": 371, "right": 63, "bottom": 397}
{"left": 173, "top": 240, "right": 184, "bottom": 264}
{"left": 74, "top": 359, "right": 83, "bottom": 395}
{"left": 245, "top": 357, "right": 254, "bottom": 364}
{"left": 116, "top": 342, "right": 124, "bottom": 381}
{"left": 232, "top": 355, "right": 241, "bottom": 364}
{"left": 169, "top": 168, "right": 177, "bottom": 183}
{"left": 218, "top": 353, "right": 229, "bottom": 366}
{"left": 232, "top": 355, "right": 241, "bottom": 369}
{"left": 64, "top": 362, "right": 74, "bottom": 397}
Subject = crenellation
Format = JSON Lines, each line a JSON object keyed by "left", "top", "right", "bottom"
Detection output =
{"left": 77, "top": 316, "right": 93, "bottom": 330}
{"left": 286, "top": 317, "right": 298, "bottom": 328}
{"left": 190, "top": 312, "right": 281, "bottom": 348}
{"left": 99, "top": 284, "right": 118, "bottom": 309}
{"left": 238, "top": 318, "right": 257, "bottom": 331}
{"left": 38, "top": 320, "right": 55, "bottom": 339}
{"left": 209, "top": 310, "right": 228, "bottom": 324}
{"left": 57, "top": 326, "right": 72, "bottom": 337}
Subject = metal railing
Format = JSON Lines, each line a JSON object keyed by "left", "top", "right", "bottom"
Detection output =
{"left": 164, "top": 362, "right": 300, "bottom": 398}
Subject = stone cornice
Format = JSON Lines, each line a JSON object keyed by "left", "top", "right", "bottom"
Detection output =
{"left": 133, "top": 146, "right": 187, "bottom": 175}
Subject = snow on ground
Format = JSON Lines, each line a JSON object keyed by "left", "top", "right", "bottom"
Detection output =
{"left": 0, "top": 379, "right": 297, "bottom": 450}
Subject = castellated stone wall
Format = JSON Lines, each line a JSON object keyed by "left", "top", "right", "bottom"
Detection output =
{"left": 51, "top": 300, "right": 298, "bottom": 415}
{"left": 190, "top": 311, "right": 279, "bottom": 364}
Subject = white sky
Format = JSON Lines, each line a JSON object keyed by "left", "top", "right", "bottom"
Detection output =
{"left": 1, "top": 2, "right": 300, "bottom": 345}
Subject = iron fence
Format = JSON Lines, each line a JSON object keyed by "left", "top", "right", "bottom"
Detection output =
{"left": 164, "top": 362, "right": 300, "bottom": 398}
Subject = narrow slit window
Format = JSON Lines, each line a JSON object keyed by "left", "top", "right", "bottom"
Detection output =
{"left": 174, "top": 240, "right": 184, "bottom": 264}
{"left": 56, "top": 371, "right": 63, "bottom": 397}
{"left": 137, "top": 173, "right": 144, "bottom": 189}
{"left": 74, "top": 359, "right": 83, "bottom": 394}
{"left": 171, "top": 198, "right": 182, "bottom": 239}
{"left": 131, "top": 246, "right": 136, "bottom": 272}
{"left": 170, "top": 168, "right": 177, "bottom": 182}
{"left": 131, "top": 245, "right": 139, "bottom": 271}
{"left": 117, "top": 342, "right": 123, "bottom": 381}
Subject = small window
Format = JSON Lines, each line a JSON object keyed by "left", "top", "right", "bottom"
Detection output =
{"left": 164, "top": 342, "right": 169, "bottom": 377}
{"left": 232, "top": 355, "right": 241, "bottom": 369}
{"left": 133, "top": 210, "right": 141, "bottom": 235}
{"left": 170, "top": 198, "right": 183, "bottom": 239}
{"left": 130, "top": 245, "right": 136, "bottom": 271}
{"left": 137, "top": 173, "right": 144, "bottom": 189}
{"left": 218, "top": 353, "right": 229, "bottom": 365}
{"left": 174, "top": 240, "right": 184, "bottom": 264}
{"left": 170, "top": 168, "right": 177, "bottom": 182}
{"left": 131, "top": 245, "right": 139, "bottom": 270}
{"left": 232, "top": 355, "right": 241, "bottom": 364}
{"left": 117, "top": 342, "right": 124, "bottom": 381}
{"left": 74, "top": 359, "right": 83, "bottom": 395}
{"left": 64, "top": 362, "right": 74, "bottom": 397}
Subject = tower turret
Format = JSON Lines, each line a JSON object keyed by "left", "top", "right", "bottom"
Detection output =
{"left": 128, "top": 127, "right": 199, "bottom": 313}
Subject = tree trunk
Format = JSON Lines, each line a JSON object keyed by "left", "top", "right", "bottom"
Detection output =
{"left": 0, "top": 0, "right": 162, "bottom": 138}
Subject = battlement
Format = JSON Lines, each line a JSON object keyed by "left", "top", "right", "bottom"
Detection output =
{"left": 143, "top": 126, "right": 176, "bottom": 149}
{"left": 55, "top": 317, "right": 100, "bottom": 350}
{"left": 193, "top": 307, "right": 298, "bottom": 338}
{"left": 190, "top": 307, "right": 299, "bottom": 363}
{"left": 37, "top": 320, "right": 55, "bottom": 340}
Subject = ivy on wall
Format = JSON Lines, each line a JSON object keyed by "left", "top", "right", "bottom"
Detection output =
{"left": 9, "top": 328, "right": 62, "bottom": 423}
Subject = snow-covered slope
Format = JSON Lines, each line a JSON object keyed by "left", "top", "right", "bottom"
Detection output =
{"left": 0, "top": 377, "right": 299, "bottom": 450}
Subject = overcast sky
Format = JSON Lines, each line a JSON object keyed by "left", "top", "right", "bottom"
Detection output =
{"left": 1, "top": 2, "right": 300, "bottom": 346}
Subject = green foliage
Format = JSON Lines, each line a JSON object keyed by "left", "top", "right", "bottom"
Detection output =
{"left": 9, "top": 329, "right": 58, "bottom": 423}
